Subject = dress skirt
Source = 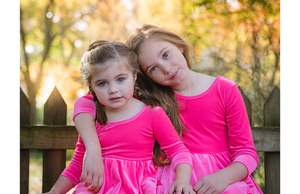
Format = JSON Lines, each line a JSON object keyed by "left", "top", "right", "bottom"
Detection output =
{"left": 74, "top": 157, "right": 163, "bottom": 194}
{"left": 157, "top": 151, "right": 263, "bottom": 194}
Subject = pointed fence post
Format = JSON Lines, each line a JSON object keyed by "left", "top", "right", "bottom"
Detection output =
{"left": 264, "top": 86, "right": 280, "bottom": 194}
{"left": 238, "top": 86, "right": 252, "bottom": 126}
{"left": 42, "top": 87, "right": 67, "bottom": 193}
{"left": 20, "top": 88, "right": 30, "bottom": 194}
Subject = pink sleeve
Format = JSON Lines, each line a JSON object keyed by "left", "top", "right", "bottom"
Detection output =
{"left": 73, "top": 93, "right": 96, "bottom": 122}
{"left": 152, "top": 107, "right": 192, "bottom": 171}
{"left": 225, "top": 84, "right": 259, "bottom": 177}
{"left": 60, "top": 135, "right": 85, "bottom": 186}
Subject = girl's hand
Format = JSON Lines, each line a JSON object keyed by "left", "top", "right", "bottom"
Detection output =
{"left": 193, "top": 172, "right": 229, "bottom": 194}
{"left": 168, "top": 178, "right": 196, "bottom": 194}
{"left": 80, "top": 148, "right": 104, "bottom": 193}
{"left": 193, "top": 162, "right": 248, "bottom": 194}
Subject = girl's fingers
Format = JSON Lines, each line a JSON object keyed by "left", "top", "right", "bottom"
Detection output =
{"left": 94, "top": 176, "right": 104, "bottom": 193}
{"left": 196, "top": 184, "right": 209, "bottom": 194}
{"left": 84, "top": 173, "right": 92, "bottom": 187}
{"left": 193, "top": 181, "right": 203, "bottom": 193}
{"left": 176, "top": 187, "right": 183, "bottom": 194}
{"left": 80, "top": 170, "right": 87, "bottom": 182}
{"left": 87, "top": 174, "right": 98, "bottom": 191}
{"left": 168, "top": 184, "right": 175, "bottom": 194}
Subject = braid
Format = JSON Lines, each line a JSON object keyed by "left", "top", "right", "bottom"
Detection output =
{"left": 89, "top": 87, "right": 107, "bottom": 125}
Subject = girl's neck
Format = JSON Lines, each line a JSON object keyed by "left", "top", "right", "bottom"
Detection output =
{"left": 171, "top": 70, "right": 197, "bottom": 96}
{"left": 172, "top": 71, "right": 217, "bottom": 96}
{"left": 105, "top": 98, "right": 145, "bottom": 123}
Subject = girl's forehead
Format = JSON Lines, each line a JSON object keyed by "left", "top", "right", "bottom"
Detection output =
{"left": 139, "top": 38, "right": 174, "bottom": 58}
{"left": 92, "top": 58, "right": 131, "bottom": 73}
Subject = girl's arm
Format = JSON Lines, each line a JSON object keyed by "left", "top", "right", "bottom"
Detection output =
{"left": 73, "top": 94, "right": 104, "bottom": 192}
{"left": 74, "top": 113, "right": 104, "bottom": 192}
{"left": 152, "top": 107, "right": 194, "bottom": 194}
{"left": 194, "top": 83, "right": 258, "bottom": 194}
{"left": 42, "top": 176, "right": 73, "bottom": 194}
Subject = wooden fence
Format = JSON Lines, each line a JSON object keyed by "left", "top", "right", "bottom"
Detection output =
{"left": 20, "top": 86, "right": 280, "bottom": 194}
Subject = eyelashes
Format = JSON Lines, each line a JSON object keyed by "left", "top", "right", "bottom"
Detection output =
{"left": 148, "top": 51, "right": 169, "bottom": 73}
{"left": 162, "top": 52, "right": 169, "bottom": 59}
{"left": 98, "top": 77, "right": 126, "bottom": 86}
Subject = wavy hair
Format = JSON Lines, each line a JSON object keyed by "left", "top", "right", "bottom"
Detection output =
{"left": 126, "top": 24, "right": 191, "bottom": 135}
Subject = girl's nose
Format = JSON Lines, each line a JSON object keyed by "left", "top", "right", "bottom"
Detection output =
{"left": 163, "top": 64, "right": 172, "bottom": 75}
{"left": 108, "top": 83, "right": 119, "bottom": 94}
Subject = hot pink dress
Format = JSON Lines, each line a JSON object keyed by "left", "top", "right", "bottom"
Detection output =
{"left": 157, "top": 76, "right": 262, "bottom": 194}
{"left": 70, "top": 76, "right": 263, "bottom": 194}
{"left": 61, "top": 105, "right": 192, "bottom": 194}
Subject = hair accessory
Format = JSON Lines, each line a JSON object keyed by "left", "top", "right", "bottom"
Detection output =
{"left": 139, "top": 94, "right": 145, "bottom": 100}
{"left": 93, "top": 95, "right": 98, "bottom": 102}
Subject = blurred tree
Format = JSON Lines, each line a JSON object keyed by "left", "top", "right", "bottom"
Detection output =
{"left": 20, "top": 0, "right": 103, "bottom": 124}
{"left": 133, "top": 0, "right": 184, "bottom": 32}
{"left": 178, "top": 0, "right": 280, "bottom": 126}
{"left": 20, "top": 0, "right": 142, "bottom": 124}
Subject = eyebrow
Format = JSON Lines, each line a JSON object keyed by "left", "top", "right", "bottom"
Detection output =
{"left": 144, "top": 46, "right": 168, "bottom": 72}
{"left": 94, "top": 73, "right": 129, "bottom": 84}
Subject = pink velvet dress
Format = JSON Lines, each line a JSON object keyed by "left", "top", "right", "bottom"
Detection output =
{"left": 68, "top": 76, "right": 263, "bottom": 194}
{"left": 157, "top": 76, "right": 263, "bottom": 194}
{"left": 61, "top": 105, "right": 192, "bottom": 194}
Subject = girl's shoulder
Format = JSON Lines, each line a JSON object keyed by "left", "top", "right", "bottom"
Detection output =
{"left": 144, "top": 105, "right": 166, "bottom": 116}
{"left": 216, "top": 77, "right": 242, "bottom": 99}
{"left": 193, "top": 73, "right": 236, "bottom": 95}
{"left": 217, "top": 76, "right": 236, "bottom": 88}
{"left": 76, "top": 92, "right": 94, "bottom": 103}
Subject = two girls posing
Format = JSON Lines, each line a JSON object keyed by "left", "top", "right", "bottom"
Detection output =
{"left": 44, "top": 24, "right": 263, "bottom": 194}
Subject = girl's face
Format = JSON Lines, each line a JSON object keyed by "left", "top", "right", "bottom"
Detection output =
{"left": 138, "top": 37, "right": 189, "bottom": 88}
{"left": 90, "top": 58, "right": 137, "bottom": 112}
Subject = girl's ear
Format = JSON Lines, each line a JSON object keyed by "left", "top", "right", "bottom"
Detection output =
{"left": 133, "top": 72, "right": 137, "bottom": 81}
{"left": 89, "top": 85, "right": 93, "bottom": 91}
{"left": 179, "top": 46, "right": 184, "bottom": 53}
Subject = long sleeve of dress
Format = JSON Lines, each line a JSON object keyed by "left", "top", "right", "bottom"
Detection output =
{"left": 60, "top": 135, "right": 85, "bottom": 186}
{"left": 225, "top": 84, "right": 258, "bottom": 177}
{"left": 152, "top": 107, "right": 192, "bottom": 171}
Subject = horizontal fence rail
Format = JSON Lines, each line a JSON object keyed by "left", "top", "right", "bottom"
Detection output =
{"left": 20, "top": 125, "right": 280, "bottom": 152}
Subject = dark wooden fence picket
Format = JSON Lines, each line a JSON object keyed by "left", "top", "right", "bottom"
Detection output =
{"left": 42, "top": 87, "right": 68, "bottom": 193}
{"left": 264, "top": 86, "right": 280, "bottom": 194}
{"left": 20, "top": 88, "right": 30, "bottom": 194}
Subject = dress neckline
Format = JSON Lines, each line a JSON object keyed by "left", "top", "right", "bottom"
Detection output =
{"left": 97, "top": 105, "right": 149, "bottom": 127}
{"left": 175, "top": 76, "right": 221, "bottom": 99}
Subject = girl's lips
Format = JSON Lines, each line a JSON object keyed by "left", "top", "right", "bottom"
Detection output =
{"left": 168, "top": 69, "right": 179, "bottom": 80}
{"left": 109, "top": 97, "right": 122, "bottom": 102}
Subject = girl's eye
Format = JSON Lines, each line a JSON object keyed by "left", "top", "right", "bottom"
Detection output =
{"left": 99, "top": 82, "right": 107, "bottom": 87}
{"left": 162, "top": 52, "right": 169, "bottom": 59}
{"left": 150, "top": 66, "right": 157, "bottom": 72}
{"left": 117, "top": 78, "right": 125, "bottom": 83}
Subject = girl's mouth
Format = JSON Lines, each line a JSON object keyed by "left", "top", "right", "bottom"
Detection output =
{"left": 109, "top": 97, "right": 122, "bottom": 102}
{"left": 168, "top": 69, "right": 179, "bottom": 80}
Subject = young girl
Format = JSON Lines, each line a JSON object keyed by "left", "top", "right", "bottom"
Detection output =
{"left": 43, "top": 40, "right": 195, "bottom": 194}
{"left": 72, "top": 24, "right": 263, "bottom": 194}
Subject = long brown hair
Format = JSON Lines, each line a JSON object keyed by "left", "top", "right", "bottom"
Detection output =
{"left": 126, "top": 24, "right": 191, "bottom": 138}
